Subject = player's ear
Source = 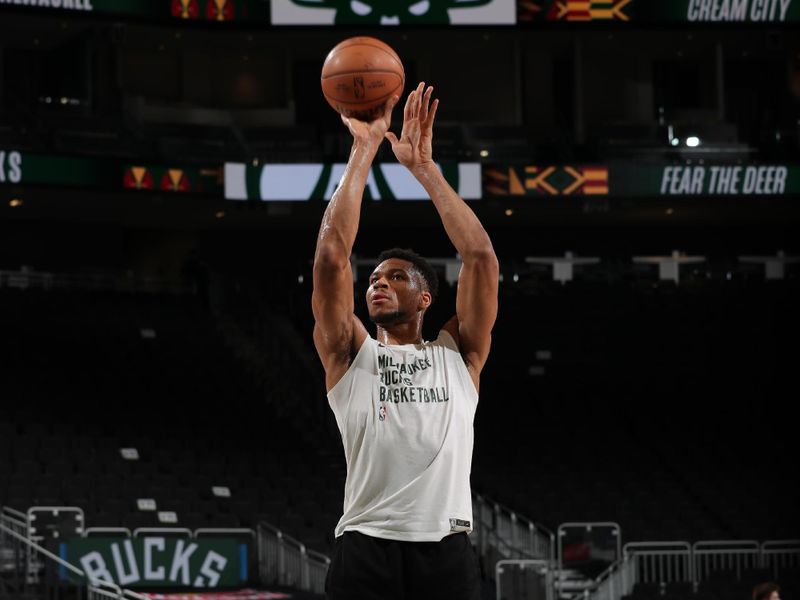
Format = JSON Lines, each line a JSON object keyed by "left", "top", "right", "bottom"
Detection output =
{"left": 419, "top": 290, "right": 432, "bottom": 311}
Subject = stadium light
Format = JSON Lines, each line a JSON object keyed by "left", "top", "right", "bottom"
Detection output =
{"left": 686, "top": 136, "right": 701, "bottom": 147}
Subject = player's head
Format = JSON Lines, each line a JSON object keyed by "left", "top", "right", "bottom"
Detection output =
{"left": 753, "top": 583, "right": 780, "bottom": 600}
{"left": 366, "top": 248, "right": 439, "bottom": 326}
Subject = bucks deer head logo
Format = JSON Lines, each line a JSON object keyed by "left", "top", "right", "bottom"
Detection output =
{"left": 286, "top": 0, "right": 495, "bottom": 24}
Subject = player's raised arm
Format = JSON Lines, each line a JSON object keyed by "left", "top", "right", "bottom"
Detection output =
{"left": 312, "top": 96, "right": 399, "bottom": 390}
{"left": 386, "top": 83, "right": 499, "bottom": 382}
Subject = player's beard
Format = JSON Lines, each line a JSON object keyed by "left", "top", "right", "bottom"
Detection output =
{"left": 369, "top": 309, "right": 408, "bottom": 325}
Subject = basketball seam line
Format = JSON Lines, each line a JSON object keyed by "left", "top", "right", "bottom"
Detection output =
{"left": 322, "top": 70, "right": 403, "bottom": 79}
{"left": 329, "top": 89, "right": 400, "bottom": 106}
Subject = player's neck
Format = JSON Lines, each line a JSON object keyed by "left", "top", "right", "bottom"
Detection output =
{"left": 376, "top": 322, "right": 424, "bottom": 346}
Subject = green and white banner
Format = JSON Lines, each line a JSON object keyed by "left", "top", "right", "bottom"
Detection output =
{"left": 270, "top": 0, "right": 516, "bottom": 25}
{"left": 0, "top": 149, "right": 222, "bottom": 193}
{"left": 2, "top": 0, "right": 796, "bottom": 24}
{"left": 61, "top": 537, "right": 247, "bottom": 589}
{"left": 224, "top": 162, "right": 482, "bottom": 201}
{"left": 0, "top": 0, "right": 270, "bottom": 21}
{"left": 5, "top": 149, "right": 798, "bottom": 198}
{"left": 484, "top": 162, "right": 800, "bottom": 197}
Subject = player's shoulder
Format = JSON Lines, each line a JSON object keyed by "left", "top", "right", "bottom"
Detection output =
{"left": 439, "top": 315, "right": 460, "bottom": 349}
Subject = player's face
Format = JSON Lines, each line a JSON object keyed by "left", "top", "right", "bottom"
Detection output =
{"left": 366, "top": 258, "right": 427, "bottom": 325}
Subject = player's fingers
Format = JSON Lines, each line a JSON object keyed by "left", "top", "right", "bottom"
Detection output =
{"left": 420, "top": 86, "right": 434, "bottom": 122}
{"left": 385, "top": 131, "right": 399, "bottom": 145}
{"left": 403, "top": 89, "right": 416, "bottom": 121}
{"left": 426, "top": 98, "right": 439, "bottom": 129}
{"left": 382, "top": 96, "right": 398, "bottom": 123}
{"left": 415, "top": 82, "right": 425, "bottom": 116}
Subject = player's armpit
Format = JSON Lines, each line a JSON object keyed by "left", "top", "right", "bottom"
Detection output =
{"left": 313, "top": 314, "right": 369, "bottom": 392}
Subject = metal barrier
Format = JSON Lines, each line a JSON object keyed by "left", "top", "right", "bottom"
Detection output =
{"left": 195, "top": 528, "right": 256, "bottom": 539}
{"left": 307, "top": 548, "right": 332, "bottom": 594}
{"left": 1, "top": 506, "right": 34, "bottom": 588}
{"left": 88, "top": 585, "right": 122, "bottom": 600}
{"left": 1, "top": 510, "right": 150, "bottom": 600}
{"left": 624, "top": 541, "right": 693, "bottom": 584}
{"left": 588, "top": 553, "right": 636, "bottom": 600}
{"left": 557, "top": 522, "right": 622, "bottom": 572}
{"left": 85, "top": 527, "right": 133, "bottom": 538}
{"left": 86, "top": 581, "right": 151, "bottom": 600}
{"left": 693, "top": 540, "right": 761, "bottom": 580}
{"left": 257, "top": 521, "right": 330, "bottom": 594}
{"left": 0, "top": 268, "right": 191, "bottom": 295}
{"left": 28, "top": 506, "right": 85, "bottom": 541}
{"left": 282, "top": 533, "right": 307, "bottom": 589}
{"left": 761, "top": 540, "right": 800, "bottom": 578}
{"left": 557, "top": 521, "right": 621, "bottom": 597}
{"left": 496, "top": 559, "right": 553, "bottom": 600}
{"left": 132, "top": 527, "right": 193, "bottom": 538}
{"left": 473, "top": 493, "right": 555, "bottom": 564}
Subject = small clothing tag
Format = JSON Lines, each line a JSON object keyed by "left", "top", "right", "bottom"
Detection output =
{"left": 449, "top": 518, "right": 471, "bottom": 532}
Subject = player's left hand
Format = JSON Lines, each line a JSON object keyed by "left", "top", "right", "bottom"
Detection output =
{"left": 385, "top": 82, "right": 438, "bottom": 173}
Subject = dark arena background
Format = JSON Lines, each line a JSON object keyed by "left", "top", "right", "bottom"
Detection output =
{"left": 1, "top": 2, "right": 799, "bottom": 600}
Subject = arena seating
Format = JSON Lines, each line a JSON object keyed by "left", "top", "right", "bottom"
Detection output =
{"left": 0, "top": 288, "right": 344, "bottom": 555}
{"left": 256, "top": 271, "right": 799, "bottom": 544}
{"left": 475, "top": 278, "right": 798, "bottom": 542}
{"left": 2, "top": 274, "right": 798, "bottom": 563}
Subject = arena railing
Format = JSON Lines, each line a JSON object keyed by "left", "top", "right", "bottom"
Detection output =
{"left": 583, "top": 539, "right": 800, "bottom": 600}
{"left": 473, "top": 493, "right": 555, "bottom": 564}
{"left": 1, "top": 506, "right": 34, "bottom": 588}
{"left": 256, "top": 521, "right": 330, "bottom": 595}
{"left": 0, "top": 513, "right": 149, "bottom": 600}
{"left": 586, "top": 552, "right": 636, "bottom": 600}
{"left": 762, "top": 540, "right": 800, "bottom": 578}
{"left": 0, "top": 267, "right": 191, "bottom": 295}
{"left": 623, "top": 541, "right": 693, "bottom": 584}
{"left": 1, "top": 506, "right": 29, "bottom": 535}
{"left": 692, "top": 540, "right": 761, "bottom": 580}
{"left": 495, "top": 559, "right": 554, "bottom": 600}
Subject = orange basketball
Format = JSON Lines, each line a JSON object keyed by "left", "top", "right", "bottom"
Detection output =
{"left": 321, "top": 37, "right": 404, "bottom": 122}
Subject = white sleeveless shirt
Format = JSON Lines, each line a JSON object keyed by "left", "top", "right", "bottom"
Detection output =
{"left": 327, "top": 330, "right": 478, "bottom": 542}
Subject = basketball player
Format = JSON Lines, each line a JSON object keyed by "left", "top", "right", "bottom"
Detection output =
{"left": 312, "top": 82, "right": 499, "bottom": 600}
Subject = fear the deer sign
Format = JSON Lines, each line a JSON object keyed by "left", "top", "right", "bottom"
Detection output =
{"left": 270, "top": 0, "right": 516, "bottom": 25}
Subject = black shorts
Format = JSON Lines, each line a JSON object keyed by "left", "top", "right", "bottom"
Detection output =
{"left": 325, "top": 530, "right": 481, "bottom": 600}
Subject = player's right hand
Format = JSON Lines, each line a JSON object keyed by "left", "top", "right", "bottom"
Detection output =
{"left": 341, "top": 95, "right": 400, "bottom": 149}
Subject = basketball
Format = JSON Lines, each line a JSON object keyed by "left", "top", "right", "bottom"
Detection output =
{"left": 321, "top": 36, "right": 405, "bottom": 122}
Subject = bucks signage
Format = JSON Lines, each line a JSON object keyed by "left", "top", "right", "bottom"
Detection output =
{"left": 224, "top": 162, "right": 482, "bottom": 201}
{"left": 2, "top": 0, "right": 796, "bottom": 22}
{"left": 61, "top": 537, "right": 246, "bottom": 588}
{"left": 0, "top": 0, "right": 511, "bottom": 23}
{"left": 657, "top": 165, "right": 794, "bottom": 195}
{"left": 0, "top": 0, "right": 269, "bottom": 21}
{"left": 270, "top": 0, "right": 516, "bottom": 25}
{"left": 0, "top": 149, "right": 222, "bottom": 194}
{"left": 0, "top": 150, "right": 22, "bottom": 184}
{"left": 484, "top": 162, "right": 800, "bottom": 197}
{"left": 518, "top": 0, "right": 799, "bottom": 23}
